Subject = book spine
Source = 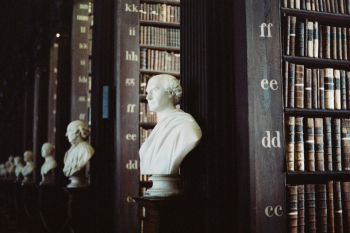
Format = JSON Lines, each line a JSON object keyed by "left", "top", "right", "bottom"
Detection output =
{"left": 315, "top": 118, "right": 325, "bottom": 171}
{"left": 319, "top": 24, "right": 323, "bottom": 58}
{"left": 302, "top": 0, "right": 307, "bottom": 9}
{"left": 314, "top": 21, "right": 319, "bottom": 58}
{"left": 315, "top": 0, "right": 320, "bottom": 10}
{"left": 312, "top": 0, "right": 316, "bottom": 9}
{"left": 306, "top": 68, "right": 312, "bottom": 109}
{"left": 323, "top": 26, "right": 331, "bottom": 59}
{"left": 324, "top": 68, "right": 335, "bottom": 109}
{"left": 296, "top": 0, "right": 301, "bottom": 8}
{"left": 342, "top": 119, "right": 350, "bottom": 170}
{"left": 333, "top": 118, "right": 342, "bottom": 171}
{"left": 327, "top": 181, "right": 335, "bottom": 233}
{"left": 326, "top": 0, "right": 332, "bottom": 11}
{"left": 325, "top": 117, "right": 333, "bottom": 171}
{"left": 320, "top": 0, "right": 325, "bottom": 11}
{"left": 342, "top": 182, "right": 350, "bottom": 231}
{"left": 305, "top": 18, "right": 309, "bottom": 56}
{"left": 335, "top": 0, "right": 339, "bottom": 13}
{"left": 338, "top": 27, "right": 343, "bottom": 60}
{"left": 347, "top": 72, "right": 350, "bottom": 109}
{"left": 307, "top": 0, "right": 312, "bottom": 9}
{"left": 285, "top": 61, "right": 289, "bottom": 108}
{"left": 343, "top": 27, "right": 348, "bottom": 60}
{"left": 289, "top": 63, "right": 296, "bottom": 108}
{"left": 331, "top": 26, "right": 337, "bottom": 59}
{"left": 331, "top": 0, "right": 336, "bottom": 12}
{"left": 305, "top": 184, "right": 316, "bottom": 233}
{"left": 334, "top": 181, "right": 344, "bottom": 233}
{"left": 341, "top": 70, "right": 347, "bottom": 109}
{"left": 140, "top": 48, "right": 147, "bottom": 70}
{"left": 339, "top": 0, "right": 345, "bottom": 13}
{"left": 283, "top": 0, "right": 288, "bottom": 7}
{"left": 299, "top": 185, "right": 306, "bottom": 233}
{"left": 296, "top": 65, "right": 305, "bottom": 108}
{"left": 347, "top": 0, "right": 350, "bottom": 13}
{"left": 297, "top": 21, "right": 305, "bottom": 56}
{"left": 308, "top": 21, "right": 314, "bottom": 57}
{"left": 316, "top": 184, "right": 327, "bottom": 233}
{"left": 287, "top": 185, "right": 299, "bottom": 233}
{"left": 312, "top": 68, "right": 318, "bottom": 109}
{"left": 319, "top": 68, "right": 325, "bottom": 109}
{"left": 306, "top": 118, "right": 315, "bottom": 171}
{"left": 335, "top": 69, "right": 341, "bottom": 109}
{"left": 287, "top": 116, "right": 296, "bottom": 171}
{"left": 295, "top": 117, "right": 305, "bottom": 171}
{"left": 291, "top": 17, "right": 297, "bottom": 56}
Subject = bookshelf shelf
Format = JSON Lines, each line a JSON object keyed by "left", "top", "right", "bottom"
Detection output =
{"left": 287, "top": 171, "right": 350, "bottom": 183}
{"left": 140, "top": 69, "right": 180, "bottom": 77}
{"left": 140, "top": 0, "right": 180, "bottom": 6}
{"left": 281, "top": 7, "right": 350, "bottom": 23}
{"left": 283, "top": 55, "right": 350, "bottom": 68}
{"left": 284, "top": 108, "right": 350, "bottom": 117}
{"left": 140, "top": 45, "right": 180, "bottom": 52}
{"left": 140, "top": 20, "right": 180, "bottom": 28}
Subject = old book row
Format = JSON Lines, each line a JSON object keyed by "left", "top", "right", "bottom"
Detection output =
{"left": 286, "top": 116, "right": 350, "bottom": 172}
{"left": 140, "top": 127, "right": 153, "bottom": 146}
{"left": 284, "top": 15, "right": 350, "bottom": 59}
{"left": 140, "top": 26, "right": 180, "bottom": 48}
{"left": 284, "top": 63, "right": 350, "bottom": 110}
{"left": 140, "top": 102, "right": 158, "bottom": 123}
{"left": 282, "top": 0, "right": 350, "bottom": 14}
{"left": 140, "top": 48, "right": 180, "bottom": 73}
{"left": 286, "top": 181, "right": 350, "bottom": 233}
{"left": 140, "top": 73, "right": 153, "bottom": 95}
{"left": 139, "top": 3, "right": 180, "bottom": 23}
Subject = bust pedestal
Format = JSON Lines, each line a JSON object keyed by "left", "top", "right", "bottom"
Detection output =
{"left": 67, "top": 169, "right": 88, "bottom": 188}
{"left": 144, "top": 175, "right": 183, "bottom": 197}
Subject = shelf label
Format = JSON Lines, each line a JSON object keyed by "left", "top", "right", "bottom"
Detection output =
{"left": 129, "top": 27, "right": 136, "bottom": 36}
{"left": 126, "top": 51, "right": 138, "bottom": 61}
{"left": 125, "top": 78, "right": 135, "bottom": 86}
{"left": 126, "top": 134, "right": 137, "bottom": 141}
{"left": 259, "top": 23, "right": 273, "bottom": 38}
{"left": 261, "top": 79, "right": 278, "bottom": 90}
{"left": 127, "top": 104, "right": 136, "bottom": 113}
{"left": 126, "top": 160, "right": 138, "bottom": 169}
{"left": 125, "top": 3, "right": 139, "bottom": 12}
{"left": 265, "top": 206, "right": 283, "bottom": 217}
{"left": 262, "top": 131, "right": 281, "bottom": 148}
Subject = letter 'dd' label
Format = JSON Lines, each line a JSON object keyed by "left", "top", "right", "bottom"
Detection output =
{"left": 262, "top": 131, "right": 281, "bottom": 148}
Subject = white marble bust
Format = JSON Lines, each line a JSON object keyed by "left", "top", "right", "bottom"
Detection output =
{"left": 14, "top": 156, "right": 24, "bottom": 182}
{"left": 139, "top": 74, "right": 202, "bottom": 175}
{"left": 21, "top": 151, "right": 36, "bottom": 184}
{"left": 6, "top": 156, "right": 16, "bottom": 180}
{"left": 63, "top": 120, "right": 94, "bottom": 187}
{"left": 0, "top": 164, "right": 6, "bottom": 179}
{"left": 40, "top": 142, "right": 57, "bottom": 185}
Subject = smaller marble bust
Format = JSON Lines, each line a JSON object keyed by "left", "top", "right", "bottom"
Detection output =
{"left": 40, "top": 142, "right": 57, "bottom": 185}
{"left": 0, "top": 164, "right": 6, "bottom": 180}
{"left": 14, "top": 156, "right": 24, "bottom": 183}
{"left": 63, "top": 120, "right": 94, "bottom": 187}
{"left": 6, "top": 156, "right": 16, "bottom": 180}
{"left": 21, "top": 151, "right": 36, "bottom": 184}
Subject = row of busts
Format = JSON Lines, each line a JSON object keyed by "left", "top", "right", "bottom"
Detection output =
{"left": 0, "top": 142, "right": 56, "bottom": 186}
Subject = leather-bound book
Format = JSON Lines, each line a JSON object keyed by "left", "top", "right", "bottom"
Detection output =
{"left": 343, "top": 28, "right": 348, "bottom": 60}
{"left": 333, "top": 118, "right": 342, "bottom": 171}
{"left": 295, "top": 117, "right": 305, "bottom": 171}
{"left": 341, "top": 119, "right": 350, "bottom": 170}
{"left": 338, "top": 27, "right": 343, "bottom": 60}
{"left": 312, "top": 68, "right": 318, "bottom": 109}
{"left": 323, "top": 26, "right": 331, "bottom": 59}
{"left": 285, "top": 61, "right": 289, "bottom": 108}
{"left": 296, "top": 65, "right": 305, "bottom": 108}
{"left": 341, "top": 70, "right": 347, "bottom": 109}
{"left": 313, "top": 21, "right": 319, "bottom": 58}
{"left": 306, "top": 118, "right": 315, "bottom": 171}
{"left": 325, "top": 117, "right": 333, "bottom": 171}
{"left": 285, "top": 15, "right": 291, "bottom": 55}
{"left": 299, "top": 185, "right": 306, "bottom": 233}
{"left": 324, "top": 68, "right": 335, "bottom": 109}
{"left": 305, "top": 68, "right": 312, "bottom": 109}
{"left": 287, "top": 185, "right": 298, "bottom": 233}
{"left": 347, "top": 72, "right": 350, "bottom": 109}
{"left": 315, "top": 118, "right": 324, "bottom": 171}
{"left": 291, "top": 16, "right": 297, "bottom": 56}
{"left": 287, "top": 116, "right": 296, "bottom": 171}
{"left": 334, "top": 181, "right": 343, "bottom": 233}
{"left": 339, "top": 0, "right": 345, "bottom": 13}
{"left": 334, "top": 69, "right": 341, "bottom": 110}
{"left": 306, "top": 0, "right": 312, "bottom": 9}
{"left": 319, "top": 24, "right": 323, "bottom": 58}
{"left": 318, "top": 69, "right": 325, "bottom": 109}
{"left": 305, "top": 184, "right": 316, "bottom": 233}
{"left": 289, "top": 63, "right": 296, "bottom": 108}
{"left": 331, "top": 26, "right": 337, "bottom": 59}
{"left": 327, "top": 181, "right": 335, "bottom": 233}
{"left": 308, "top": 21, "right": 314, "bottom": 57}
{"left": 326, "top": 0, "right": 332, "bottom": 12}
{"left": 316, "top": 184, "right": 327, "bottom": 233}
{"left": 297, "top": 21, "right": 305, "bottom": 56}
{"left": 341, "top": 182, "right": 350, "bottom": 232}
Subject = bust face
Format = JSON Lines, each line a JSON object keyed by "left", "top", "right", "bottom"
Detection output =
{"left": 24, "top": 152, "right": 33, "bottom": 162}
{"left": 66, "top": 123, "right": 78, "bottom": 143}
{"left": 41, "top": 143, "right": 53, "bottom": 157}
{"left": 146, "top": 77, "right": 173, "bottom": 113}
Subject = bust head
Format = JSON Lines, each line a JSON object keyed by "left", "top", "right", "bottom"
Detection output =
{"left": 14, "top": 156, "right": 23, "bottom": 166}
{"left": 41, "top": 142, "right": 55, "bottom": 158}
{"left": 146, "top": 75, "right": 182, "bottom": 113}
{"left": 66, "top": 120, "right": 90, "bottom": 145}
{"left": 8, "top": 156, "right": 14, "bottom": 163}
{"left": 24, "top": 151, "right": 33, "bottom": 163}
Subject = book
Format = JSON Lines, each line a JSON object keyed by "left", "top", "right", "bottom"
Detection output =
{"left": 312, "top": 0, "right": 316, "bottom": 9}
{"left": 295, "top": 117, "right": 305, "bottom": 171}
{"left": 334, "top": 181, "right": 343, "bottom": 233}
{"left": 341, "top": 70, "right": 347, "bottom": 109}
{"left": 289, "top": 63, "right": 296, "bottom": 108}
{"left": 313, "top": 21, "right": 319, "bottom": 58}
{"left": 339, "top": 0, "right": 345, "bottom": 13}
{"left": 290, "top": 0, "right": 296, "bottom": 8}
{"left": 291, "top": 16, "right": 297, "bottom": 56}
{"left": 287, "top": 185, "right": 298, "bottom": 233}
{"left": 331, "top": 26, "right": 337, "bottom": 59}
{"left": 307, "top": 21, "right": 314, "bottom": 57}
{"left": 338, "top": 27, "right": 343, "bottom": 60}
{"left": 326, "top": 0, "right": 332, "bottom": 12}
{"left": 285, "top": 61, "right": 289, "bottom": 108}
{"left": 324, "top": 68, "right": 335, "bottom": 109}
{"left": 315, "top": 118, "right": 324, "bottom": 171}
{"left": 323, "top": 26, "right": 331, "bottom": 59}
{"left": 295, "top": 65, "right": 305, "bottom": 108}
{"left": 331, "top": 0, "right": 336, "bottom": 12}
{"left": 316, "top": 184, "right": 327, "bottom": 233}
{"left": 296, "top": 0, "right": 301, "bottom": 8}
{"left": 298, "top": 185, "right": 306, "bottom": 233}
{"left": 319, "top": 68, "right": 325, "bottom": 109}
{"left": 297, "top": 21, "right": 305, "bottom": 56}
{"left": 342, "top": 182, "right": 350, "bottom": 231}
{"left": 334, "top": 69, "right": 341, "bottom": 109}
{"left": 306, "top": 0, "right": 312, "bottom": 9}
{"left": 305, "top": 68, "right": 312, "bottom": 109}
{"left": 286, "top": 116, "right": 296, "bottom": 171}
{"left": 333, "top": 118, "right": 342, "bottom": 171}
{"left": 312, "top": 68, "right": 318, "bottom": 109}
{"left": 319, "top": 24, "right": 323, "bottom": 58}
{"left": 343, "top": 28, "right": 348, "bottom": 60}
{"left": 306, "top": 118, "right": 315, "bottom": 171}
{"left": 347, "top": 72, "right": 350, "bottom": 108}
{"left": 305, "top": 184, "right": 316, "bottom": 233}
{"left": 342, "top": 119, "right": 350, "bottom": 170}
{"left": 327, "top": 181, "right": 335, "bottom": 233}
{"left": 325, "top": 117, "right": 333, "bottom": 171}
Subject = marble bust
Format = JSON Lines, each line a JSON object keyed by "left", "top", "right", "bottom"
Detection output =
{"left": 40, "top": 142, "right": 57, "bottom": 185}
{"left": 0, "top": 164, "right": 6, "bottom": 179}
{"left": 63, "top": 120, "right": 94, "bottom": 187}
{"left": 139, "top": 74, "right": 202, "bottom": 175}
{"left": 21, "top": 151, "right": 36, "bottom": 184}
{"left": 14, "top": 156, "right": 24, "bottom": 182}
{"left": 6, "top": 156, "right": 16, "bottom": 180}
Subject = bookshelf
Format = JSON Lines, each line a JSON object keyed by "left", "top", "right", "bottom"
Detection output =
{"left": 281, "top": 1, "right": 350, "bottom": 232}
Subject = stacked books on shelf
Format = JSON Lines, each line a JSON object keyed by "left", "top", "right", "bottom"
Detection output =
{"left": 139, "top": 128, "right": 153, "bottom": 146}
{"left": 140, "top": 26, "right": 180, "bottom": 48}
{"left": 140, "top": 103, "right": 158, "bottom": 123}
{"left": 139, "top": 3, "right": 180, "bottom": 23}
{"left": 282, "top": 0, "right": 350, "bottom": 14}
{"left": 140, "top": 48, "right": 180, "bottom": 73}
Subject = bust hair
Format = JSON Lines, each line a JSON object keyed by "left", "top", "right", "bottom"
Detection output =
{"left": 14, "top": 156, "right": 22, "bottom": 163}
{"left": 77, "top": 125, "right": 90, "bottom": 140}
{"left": 24, "top": 151, "right": 33, "bottom": 160}
{"left": 43, "top": 142, "right": 55, "bottom": 155}
{"left": 163, "top": 75, "right": 182, "bottom": 105}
